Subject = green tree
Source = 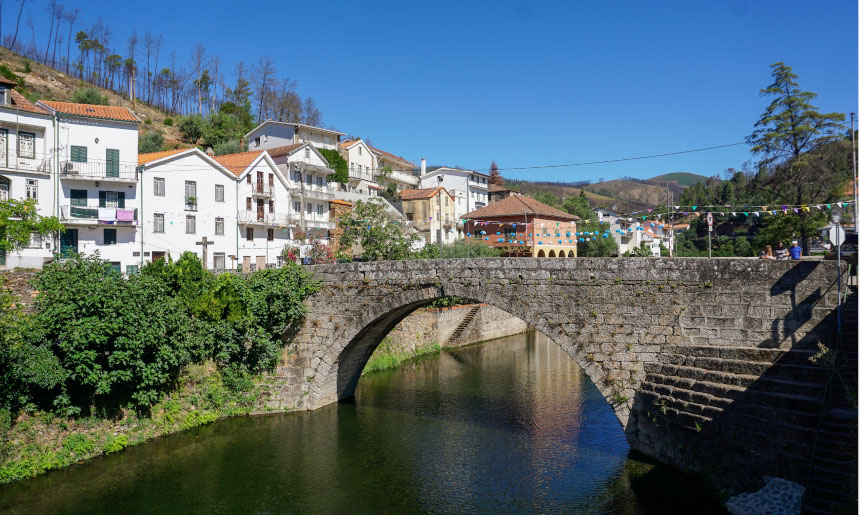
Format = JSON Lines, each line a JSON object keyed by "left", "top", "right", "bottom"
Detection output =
{"left": 746, "top": 62, "right": 847, "bottom": 254}
{"left": 177, "top": 114, "right": 205, "bottom": 144}
{"left": 0, "top": 198, "right": 63, "bottom": 254}
{"left": 530, "top": 191, "right": 560, "bottom": 208}
{"left": 318, "top": 148, "right": 348, "bottom": 183}
{"left": 563, "top": 190, "right": 592, "bottom": 220}
{"left": 71, "top": 86, "right": 109, "bottom": 105}
{"left": 138, "top": 131, "right": 164, "bottom": 153}
{"left": 338, "top": 200, "right": 417, "bottom": 261}
{"left": 417, "top": 238, "right": 501, "bottom": 259}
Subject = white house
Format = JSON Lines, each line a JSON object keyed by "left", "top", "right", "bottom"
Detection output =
{"left": 213, "top": 150, "right": 295, "bottom": 272}
{"left": 338, "top": 139, "right": 378, "bottom": 196}
{"left": 369, "top": 144, "right": 418, "bottom": 191}
{"left": 138, "top": 147, "right": 239, "bottom": 271}
{"left": 593, "top": 207, "right": 688, "bottom": 256}
{"left": 265, "top": 142, "right": 336, "bottom": 244}
{"left": 418, "top": 166, "right": 490, "bottom": 237}
{"left": 245, "top": 120, "right": 344, "bottom": 152}
{"left": 38, "top": 100, "right": 141, "bottom": 274}
{"left": 0, "top": 78, "right": 56, "bottom": 268}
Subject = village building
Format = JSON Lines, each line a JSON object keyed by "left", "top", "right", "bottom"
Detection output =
{"left": 338, "top": 139, "right": 378, "bottom": 196}
{"left": 400, "top": 187, "right": 458, "bottom": 245}
{"left": 245, "top": 120, "right": 344, "bottom": 152}
{"left": 593, "top": 206, "right": 688, "bottom": 256}
{"left": 464, "top": 196, "right": 579, "bottom": 257}
{"left": 488, "top": 183, "right": 521, "bottom": 203}
{"left": 369, "top": 145, "right": 418, "bottom": 191}
{"left": 418, "top": 166, "right": 490, "bottom": 237}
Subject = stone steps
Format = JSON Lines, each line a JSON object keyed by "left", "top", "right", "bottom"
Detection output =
{"left": 445, "top": 305, "right": 481, "bottom": 346}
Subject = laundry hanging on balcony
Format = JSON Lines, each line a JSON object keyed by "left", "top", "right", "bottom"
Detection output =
{"left": 116, "top": 209, "right": 135, "bottom": 223}
{"left": 98, "top": 208, "right": 117, "bottom": 224}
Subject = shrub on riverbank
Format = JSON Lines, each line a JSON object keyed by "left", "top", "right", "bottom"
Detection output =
{"left": 0, "top": 253, "right": 319, "bottom": 418}
{"left": 362, "top": 337, "right": 441, "bottom": 375}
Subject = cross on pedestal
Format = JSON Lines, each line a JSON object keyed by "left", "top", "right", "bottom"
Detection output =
{"left": 196, "top": 236, "right": 214, "bottom": 269}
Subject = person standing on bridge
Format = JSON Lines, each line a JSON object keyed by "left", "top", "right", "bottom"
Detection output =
{"left": 789, "top": 241, "right": 802, "bottom": 260}
{"left": 759, "top": 245, "right": 774, "bottom": 260}
{"left": 774, "top": 242, "right": 789, "bottom": 260}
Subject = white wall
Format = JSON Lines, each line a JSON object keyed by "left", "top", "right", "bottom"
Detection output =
{"left": 341, "top": 141, "right": 376, "bottom": 186}
{"left": 418, "top": 168, "right": 489, "bottom": 219}
{"left": 249, "top": 123, "right": 296, "bottom": 151}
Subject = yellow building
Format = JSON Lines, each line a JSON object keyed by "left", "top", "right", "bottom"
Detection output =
{"left": 400, "top": 187, "right": 458, "bottom": 245}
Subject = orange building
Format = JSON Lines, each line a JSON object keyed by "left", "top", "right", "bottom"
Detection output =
{"left": 463, "top": 196, "right": 579, "bottom": 257}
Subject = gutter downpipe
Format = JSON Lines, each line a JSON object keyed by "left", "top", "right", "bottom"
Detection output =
{"left": 138, "top": 165, "right": 144, "bottom": 268}
{"left": 54, "top": 112, "right": 60, "bottom": 255}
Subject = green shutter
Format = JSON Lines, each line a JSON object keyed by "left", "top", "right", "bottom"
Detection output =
{"left": 70, "top": 189, "right": 87, "bottom": 207}
{"left": 118, "top": 192, "right": 125, "bottom": 208}
{"left": 106, "top": 149, "right": 119, "bottom": 177}
{"left": 99, "top": 191, "right": 106, "bottom": 208}
{"left": 71, "top": 145, "right": 87, "bottom": 163}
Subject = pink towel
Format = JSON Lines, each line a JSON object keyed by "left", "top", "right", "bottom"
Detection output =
{"left": 116, "top": 209, "right": 135, "bottom": 222}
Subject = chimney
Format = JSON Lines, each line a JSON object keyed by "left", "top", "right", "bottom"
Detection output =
{"left": 206, "top": 147, "right": 215, "bottom": 157}
{"left": 420, "top": 158, "right": 426, "bottom": 175}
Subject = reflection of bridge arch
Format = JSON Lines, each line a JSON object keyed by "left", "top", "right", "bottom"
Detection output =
{"left": 272, "top": 258, "right": 843, "bottom": 493}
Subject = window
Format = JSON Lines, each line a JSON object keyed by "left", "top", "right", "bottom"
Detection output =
{"left": 25, "top": 179, "right": 37, "bottom": 200}
{"left": 18, "top": 132, "right": 35, "bottom": 159}
{"left": 215, "top": 217, "right": 224, "bottom": 235}
{"left": 185, "top": 181, "right": 197, "bottom": 209}
{"left": 27, "top": 232, "right": 42, "bottom": 248}
{"left": 213, "top": 253, "right": 225, "bottom": 270}
{"left": 317, "top": 204, "right": 323, "bottom": 216}
{"left": 254, "top": 137, "right": 260, "bottom": 147}
{"left": 186, "top": 215, "right": 196, "bottom": 234}
{"left": 105, "top": 191, "right": 119, "bottom": 208}
{"left": 358, "top": 146, "right": 362, "bottom": 156}
{"left": 316, "top": 176, "right": 323, "bottom": 187}
{"left": 0, "top": 176, "right": 7, "bottom": 201}
{"left": 269, "top": 173, "right": 274, "bottom": 187}
{"left": 306, "top": 202, "right": 312, "bottom": 214}
{"left": 406, "top": 212, "right": 414, "bottom": 221}
{"left": 70, "top": 189, "right": 87, "bottom": 206}
{"left": 215, "top": 184, "right": 224, "bottom": 202}
{"left": 109, "top": 262, "right": 121, "bottom": 274}
{"left": 246, "top": 174, "right": 251, "bottom": 184}
{"left": 304, "top": 147, "right": 310, "bottom": 159}
{"left": 246, "top": 197, "right": 252, "bottom": 210}
{"left": 126, "top": 265, "right": 139, "bottom": 275}
{"left": 104, "top": 228, "right": 117, "bottom": 245}
{"left": 268, "top": 200, "right": 274, "bottom": 212}
{"left": 154, "top": 177, "right": 165, "bottom": 196}
{"left": 0, "top": 88, "right": 7, "bottom": 106}
{"left": 246, "top": 228, "right": 254, "bottom": 241}
{"left": 154, "top": 213, "right": 165, "bottom": 233}
{"left": 70, "top": 145, "right": 87, "bottom": 163}
{"left": 294, "top": 201, "right": 301, "bottom": 212}
{"left": 267, "top": 229, "right": 274, "bottom": 241}
{"left": 306, "top": 174, "right": 312, "bottom": 185}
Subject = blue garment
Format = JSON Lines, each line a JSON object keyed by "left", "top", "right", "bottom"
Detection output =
{"left": 789, "top": 246, "right": 802, "bottom": 259}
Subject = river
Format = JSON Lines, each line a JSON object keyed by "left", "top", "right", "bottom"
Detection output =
{"left": 0, "top": 331, "right": 723, "bottom": 514}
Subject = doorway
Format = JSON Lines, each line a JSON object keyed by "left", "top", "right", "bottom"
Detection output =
{"left": 60, "top": 229, "right": 78, "bottom": 256}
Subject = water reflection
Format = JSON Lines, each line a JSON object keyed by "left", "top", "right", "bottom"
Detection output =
{"left": 0, "top": 331, "right": 721, "bottom": 514}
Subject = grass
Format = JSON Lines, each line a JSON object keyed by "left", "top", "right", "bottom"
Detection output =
{"left": 362, "top": 338, "right": 442, "bottom": 375}
{"left": 0, "top": 362, "right": 272, "bottom": 485}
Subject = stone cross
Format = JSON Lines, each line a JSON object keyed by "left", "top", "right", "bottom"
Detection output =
{"left": 196, "top": 236, "right": 214, "bottom": 269}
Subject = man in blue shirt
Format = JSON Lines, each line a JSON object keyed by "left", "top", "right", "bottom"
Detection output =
{"left": 789, "top": 241, "right": 802, "bottom": 260}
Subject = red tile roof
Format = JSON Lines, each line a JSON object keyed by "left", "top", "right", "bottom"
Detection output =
{"left": 488, "top": 183, "right": 511, "bottom": 192}
{"left": 464, "top": 195, "right": 579, "bottom": 221}
{"left": 40, "top": 101, "right": 139, "bottom": 122}
{"left": 400, "top": 187, "right": 452, "bottom": 200}
{"left": 368, "top": 145, "right": 416, "bottom": 168}
{"left": 213, "top": 150, "right": 264, "bottom": 176}
{"left": 138, "top": 148, "right": 195, "bottom": 165}
{"left": 266, "top": 143, "right": 303, "bottom": 157}
{"left": 7, "top": 89, "right": 48, "bottom": 115}
{"left": 330, "top": 199, "right": 353, "bottom": 206}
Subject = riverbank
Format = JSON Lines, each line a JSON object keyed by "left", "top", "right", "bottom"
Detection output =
{"left": 0, "top": 362, "right": 277, "bottom": 485}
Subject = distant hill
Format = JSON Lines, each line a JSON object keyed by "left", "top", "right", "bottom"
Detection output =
{"left": 505, "top": 180, "right": 649, "bottom": 213}
{"left": 581, "top": 178, "right": 687, "bottom": 208}
{"left": 648, "top": 172, "right": 709, "bottom": 187}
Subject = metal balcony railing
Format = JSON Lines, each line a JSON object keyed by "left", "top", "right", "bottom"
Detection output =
{"left": 292, "top": 187, "right": 335, "bottom": 201}
{"left": 0, "top": 151, "right": 52, "bottom": 174}
{"left": 60, "top": 160, "right": 137, "bottom": 181}
{"left": 238, "top": 210, "right": 292, "bottom": 225}
{"left": 61, "top": 204, "right": 138, "bottom": 223}
{"left": 252, "top": 184, "right": 274, "bottom": 197}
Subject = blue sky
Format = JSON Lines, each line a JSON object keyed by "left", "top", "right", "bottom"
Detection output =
{"left": 8, "top": 0, "right": 858, "bottom": 181}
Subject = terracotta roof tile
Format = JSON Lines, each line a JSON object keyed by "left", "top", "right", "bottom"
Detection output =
{"left": 400, "top": 187, "right": 451, "bottom": 200}
{"left": 40, "top": 101, "right": 139, "bottom": 122}
{"left": 6, "top": 90, "right": 48, "bottom": 114}
{"left": 463, "top": 195, "right": 579, "bottom": 221}
{"left": 139, "top": 148, "right": 194, "bottom": 165}
{"left": 368, "top": 145, "right": 416, "bottom": 168}
{"left": 488, "top": 183, "right": 511, "bottom": 192}
{"left": 212, "top": 150, "right": 264, "bottom": 176}
{"left": 329, "top": 199, "right": 353, "bottom": 206}
{"left": 266, "top": 143, "right": 303, "bottom": 157}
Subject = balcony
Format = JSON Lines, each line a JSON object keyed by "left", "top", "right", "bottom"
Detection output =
{"left": 61, "top": 205, "right": 137, "bottom": 224}
{"left": 60, "top": 160, "right": 137, "bottom": 182}
{"left": 378, "top": 170, "right": 418, "bottom": 187}
{"left": 0, "top": 151, "right": 52, "bottom": 174}
{"left": 291, "top": 187, "right": 335, "bottom": 201}
{"left": 252, "top": 183, "right": 274, "bottom": 197}
{"left": 238, "top": 210, "right": 292, "bottom": 226}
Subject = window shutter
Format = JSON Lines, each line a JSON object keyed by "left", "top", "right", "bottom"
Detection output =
{"left": 118, "top": 192, "right": 125, "bottom": 208}
{"left": 70, "top": 189, "right": 87, "bottom": 206}
{"left": 99, "top": 191, "right": 106, "bottom": 208}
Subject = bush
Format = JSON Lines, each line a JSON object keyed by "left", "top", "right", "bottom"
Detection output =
{"left": 212, "top": 139, "right": 243, "bottom": 156}
{"left": 71, "top": 87, "right": 109, "bottom": 105}
{"left": 163, "top": 117, "right": 174, "bottom": 126}
{"left": 138, "top": 131, "right": 164, "bottom": 154}
{"left": 177, "top": 115, "right": 204, "bottom": 143}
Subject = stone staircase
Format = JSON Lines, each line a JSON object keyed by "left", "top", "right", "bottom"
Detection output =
{"left": 445, "top": 305, "right": 481, "bottom": 346}
{"left": 803, "top": 285, "right": 858, "bottom": 515}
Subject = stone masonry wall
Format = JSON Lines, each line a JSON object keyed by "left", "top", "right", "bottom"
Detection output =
{"left": 264, "top": 257, "right": 845, "bottom": 493}
{"left": 0, "top": 270, "right": 39, "bottom": 308}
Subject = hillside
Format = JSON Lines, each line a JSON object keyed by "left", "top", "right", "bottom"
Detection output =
{"left": 649, "top": 172, "right": 709, "bottom": 187}
{"left": 581, "top": 178, "right": 686, "bottom": 208}
{"left": 506, "top": 180, "right": 648, "bottom": 213}
{"left": 0, "top": 46, "right": 180, "bottom": 140}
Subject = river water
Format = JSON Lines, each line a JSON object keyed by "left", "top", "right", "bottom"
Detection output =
{"left": 0, "top": 331, "right": 723, "bottom": 514}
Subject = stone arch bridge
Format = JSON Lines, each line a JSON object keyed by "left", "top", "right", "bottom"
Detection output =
{"left": 261, "top": 258, "right": 846, "bottom": 491}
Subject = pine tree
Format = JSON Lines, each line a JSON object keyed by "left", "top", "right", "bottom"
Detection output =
{"left": 489, "top": 161, "right": 503, "bottom": 186}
